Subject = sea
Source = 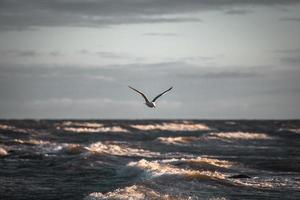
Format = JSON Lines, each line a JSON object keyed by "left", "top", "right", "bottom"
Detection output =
{"left": 0, "top": 120, "right": 300, "bottom": 200}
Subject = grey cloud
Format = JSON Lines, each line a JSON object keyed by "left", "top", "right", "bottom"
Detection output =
{"left": 0, "top": 50, "right": 39, "bottom": 57}
{"left": 273, "top": 49, "right": 300, "bottom": 54}
{"left": 225, "top": 9, "right": 252, "bottom": 15}
{"left": 0, "top": 0, "right": 299, "bottom": 30}
{"left": 280, "top": 17, "right": 300, "bottom": 22}
{"left": 0, "top": 49, "right": 63, "bottom": 57}
{"left": 142, "top": 33, "right": 179, "bottom": 37}
{"left": 49, "top": 51, "right": 62, "bottom": 57}
{"left": 77, "top": 49, "right": 129, "bottom": 59}
{"left": 96, "top": 51, "right": 127, "bottom": 59}
{"left": 177, "top": 69, "right": 260, "bottom": 79}
{"left": 1, "top": 61, "right": 299, "bottom": 118}
{"left": 280, "top": 57, "right": 300, "bottom": 65}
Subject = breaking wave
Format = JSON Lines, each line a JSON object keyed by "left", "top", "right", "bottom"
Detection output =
{"left": 288, "top": 129, "right": 300, "bottom": 134}
{"left": 86, "top": 185, "right": 172, "bottom": 200}
{"left": 13, "top": 139, "right": 51, "bottom": 145}
{"left": 57, "top": 122, "right": 128, "bottom": 133}
{"left": 231, "top": 176, "right": 300, "bottom": 190}
{"left": 127, "top": 159, "right": 226, "bottom": 180}
{"left": 130, "top": 122, "right": 210, "bottom": 131}
{"left": 0, "top": 123, "right": 33, "bottom": 134}
{"left": 85, "top": 142, "right": 160, "bottom": 157}
{"left": 206, "top": 132, "right": 272, "bottom": 140}
{"left": 0, "top": 147, "right": 8, "bottom": 156}
{"left": 157, "top": 136, "right": 199, "bottom": 145}
{"left": 161, "top": 157, "right": 233, "bottom": 169}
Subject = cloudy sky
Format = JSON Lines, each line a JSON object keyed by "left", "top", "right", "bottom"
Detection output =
{"left": 0, "top": 0, "right": 300, "bottom": 119}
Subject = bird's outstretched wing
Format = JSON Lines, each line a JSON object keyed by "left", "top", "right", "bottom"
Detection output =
{"left": 128, "top": 86, "right": 150, "bottom": 103}
{"left": 152, "top": 87, "right": 173, "bottom": 102}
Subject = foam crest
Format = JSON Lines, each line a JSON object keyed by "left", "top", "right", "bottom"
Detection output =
{"left": 161, "top": 157, "right": 232, "bottom": 168}
{"left": 0, "top": 147, "right": 8, "bottom": 156}
{"left": 61, "top": 121, "right": 104, "bottom": 127}
{"left": 127, "top": 159, "right": 225, "bottom": 180}
{"left": 207, "top": 132, "right": 272, "bottom": 140}
{"left": 62, "top": 126, "right": 128, "bottom": 133}
{"left": 0, "top": 123, "right": 30, "bottom": 134}
{"left": 288, "top": 129, "right": 300, "bottom": 134}
{"left": 157, "top": 136, "right": 199, "bottom": 145}
{"left": 131, "top": 122, "right": 210, "bottom": 131}
{"left": 85, "top": 142, "right": 160, "bottom": 157}
{"left": 13, "top": 139, "right": 51, "bottom": 145}
{"left": 231, "top": 176, "right": 300, "bottom": 190}
{"left": 57, "top": 121, "right": 128, "bottom": 133}
{"left": 86, "top": 185, "right": 172, "bottom": 200}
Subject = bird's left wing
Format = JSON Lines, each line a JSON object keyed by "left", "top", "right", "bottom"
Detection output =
{"left": 152, "top": 87, "right": 173, "bottom": 102}
{"left": 128, "top": 86, "right": 150, "bottom": 103}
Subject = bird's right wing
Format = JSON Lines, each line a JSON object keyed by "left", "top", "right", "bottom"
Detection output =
{"left": 128, "top": 86, "right": 150, "bottom": 103}
{"left": 152, "top": 87, "right": 173, "bottom": 102}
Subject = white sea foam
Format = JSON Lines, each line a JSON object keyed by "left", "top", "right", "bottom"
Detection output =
{"left": 85, "top": 142, "right": 160, "bottom": 157}
{"left": 288, "top": 128, "right": 300, "bottom": 134}
{"left": 0, "top": 147, "right": 8, "bottom": 156}
{"left": 57, "top": 121, "right": 128, "bottom": 133}
{"left": 13, "top": 139, "right": 51, "bottom": 145}
{"left": 231, "top": 176, "right": 300, "bottom": 190}
{"left": 86, "top": 185, "right": 175, "bottom": 200}
{"left": 0, "top": 123, "right": 30, "bottom": 134}
{"left": 61, "top": 121, "right": 104, "bottom": 128}
{"left": 207, "top": 132, "right": 272, "bottom": 140}
{"left": 157, "top": 136, "right": 200, "bottom": 145}
{"left": 61, "top": 126, "right": 128, "bottom": 133}
{"left": 161, "top": 157, "right": 232, "bottom": 168}
{"left": 131, "top": 122, "right": 210, "bottom": 132}
{"left": 127, "top": 159, "right": 225, "bottom": 180}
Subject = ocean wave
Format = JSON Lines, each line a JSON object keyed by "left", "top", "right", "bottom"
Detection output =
{"left": 12, "top": 138, "right": 86, "bottom": 155}
{"left": 86, "top": 185, "right": 173, "bottom": 200}
{"left": 130, "top": 122, "right": 210, "bottom": 132}
{"left": 13, "top": 139, "right": 51, "bottom": 145}
{"left": 231, "top": 176, "right": 300, "bottom": 190}
{"left": 288, "top": 129, "right": 300, "bottom": 134}
{"left": 61, "top": 121, "right": 104, "bottom": 128}
{"left": 0, "top": 123, "right": 30, "bottom": 134}
{"left": 157, "top": 136, "right": 199, "bottom": 145}
{"left": 61, "top": 126, "right": 128, "bottom": 133}
{"left": 161, "top": 157, "right": 232, "bottom": 169}
{"left": 127, "top": 159, "right": 225, "bottom": 180}
{"left": 57, "top": 121, "right": 129, "bottom": 133}
{"left": 85, "top": 142, "right": 160, "bottom": 157}
{"left": 206, "top": 132, "right": 272, "bottom": 140}
{"left": 0, "top": 147, "right": 8, "bottom": 156}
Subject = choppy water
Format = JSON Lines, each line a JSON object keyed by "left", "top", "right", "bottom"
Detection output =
{"left": 1, "top": 120, "right": 300, "bottom": 200}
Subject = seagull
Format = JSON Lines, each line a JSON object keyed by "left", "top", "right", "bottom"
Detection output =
{"left": 128, "top": 86, "right": 173, "bottom": 108}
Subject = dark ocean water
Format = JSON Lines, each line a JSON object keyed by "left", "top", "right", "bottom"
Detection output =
{"left": 0, "top": 120, "right": 300, "bottom": 200}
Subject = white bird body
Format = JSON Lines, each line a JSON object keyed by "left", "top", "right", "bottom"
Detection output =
{"left": 128, "top": 86, "right": 172, "bottom": 108}
{"left": 145, "top": 101, "right": 156, "bottom": 108}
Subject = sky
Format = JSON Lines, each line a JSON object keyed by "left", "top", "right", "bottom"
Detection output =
{"left": 0, "top": 0, "right": 300, "bottom": 119}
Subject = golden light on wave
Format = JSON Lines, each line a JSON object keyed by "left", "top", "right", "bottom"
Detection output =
{"left": 61, "top": 121, "right": 104, "bottom": 128}
{"left": 157, "top": 136, "right": 199, "bottom": 144}
{"left": 127, "top": 159, "right": 226, "bottom": 181}
{"left": 288, "top": 129, "right": 300, "bottom": 134}
{"left": 187, "top": 157, "right": 232, "bottom": 168}
{"left": 0, "top": 123, "right": 29, "bottom": 134}
{"left": 207, "top": 132, "right": 272, "bottom": 140}
{"left": 13, "top": 139, "right": 51, "bottom": 145}
{"left": 85, "top": 142, "right": 160, "bottom": 157}
{"left": 0, "top": 147, "right": 8, "bottom": 156}
{"left": 131, "top": 122, "right": 210, "bottom": 132}
{"left": 87, "top": 185, "right": 174, "bottom": 200}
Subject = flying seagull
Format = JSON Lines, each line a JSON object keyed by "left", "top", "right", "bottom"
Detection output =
{"left": 128, "top": 86, "right": 173, "bottom": 108}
